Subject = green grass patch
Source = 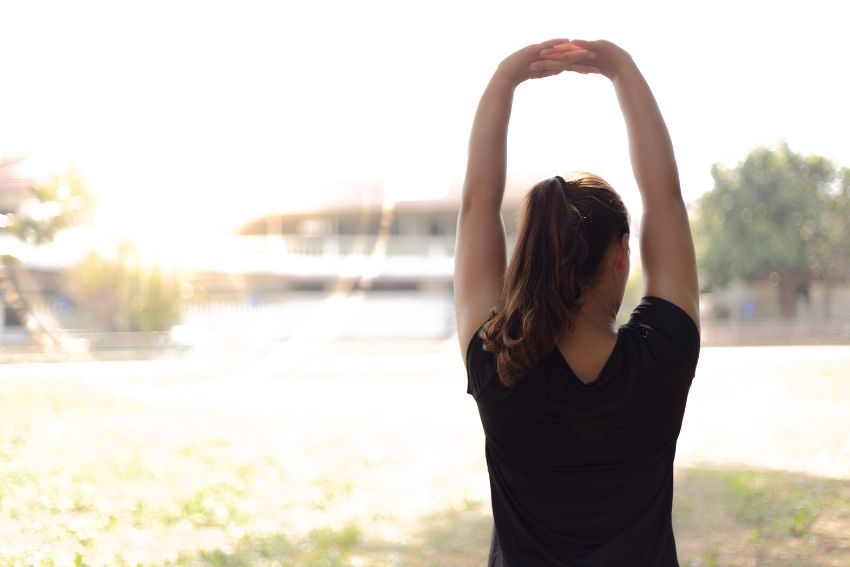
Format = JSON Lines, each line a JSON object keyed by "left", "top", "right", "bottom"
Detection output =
{"left": 169, "top": 522, "right": 361, "bottom": 567}
{"left": 161, "top": 481, "right": 247, "bottom": 528}
{"left": 724, "top": 469, "right": 844, "bottom": 538}
{"left": 674, "top": 467, "right": 850, "bottom": 565}
{"left": 309, "top": 477, "right": 354, "bottom": 512}
{"left": 177, "top": 439, "right": 232, "bottom": 465}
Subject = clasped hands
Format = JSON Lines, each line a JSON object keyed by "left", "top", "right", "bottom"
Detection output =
{"left": 495, "top": 38, "right": 631, "bottom": 87}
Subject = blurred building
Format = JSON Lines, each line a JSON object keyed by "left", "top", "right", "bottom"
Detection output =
{"left": 229, "top": 179, "right": 527, "bottom": 292}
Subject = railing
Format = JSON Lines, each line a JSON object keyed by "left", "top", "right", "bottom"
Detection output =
{"left": 241, "top": 235, "right": 458, "bottom": 257}
{"left": 234, "top": 234, "right": 521, "bottom": 257}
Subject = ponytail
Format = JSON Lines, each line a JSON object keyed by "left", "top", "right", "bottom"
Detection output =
{"left": 480, "top": 173, "right": 629, "bottom": 387}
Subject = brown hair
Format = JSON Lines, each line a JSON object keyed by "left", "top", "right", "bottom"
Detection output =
{"left": 480, "top": 173, "right": 630, "bottom": 387}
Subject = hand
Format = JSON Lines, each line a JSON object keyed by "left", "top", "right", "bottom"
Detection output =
{"left": 538, "top": 39, "right": 633, "bottom": 81}
{"left": 494, "top": 39, "right": 597, "bottom": 87}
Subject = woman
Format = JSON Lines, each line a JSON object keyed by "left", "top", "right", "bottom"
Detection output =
{"left": 453, "top": 39, "right": 701, "bottom": 566}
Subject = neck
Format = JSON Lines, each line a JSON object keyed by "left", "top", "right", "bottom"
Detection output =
{"left": 572, "top": 306, "right": 617, "bottom": 337}
{"left": 566, "top": 290, "right": 620, "bottom": 339}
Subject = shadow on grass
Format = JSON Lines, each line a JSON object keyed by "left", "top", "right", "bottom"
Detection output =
{"left": 356, "top": 501, "right": 493, "bottom": 567}
{"left": 164, "top": 503, "right": 492, "bottom": 567}
{"left": 164, "top": 467, "right": 850, "bottom": 567}
{"left": 674, "top": 467, "right": 850, "bottom": 567}
{"left": 167, "top": 522, "right": 363, "bottom": 567}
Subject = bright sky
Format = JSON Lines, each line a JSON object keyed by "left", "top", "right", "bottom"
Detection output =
{"left": 1, "top": 0, "right": 848, "bottom": 252}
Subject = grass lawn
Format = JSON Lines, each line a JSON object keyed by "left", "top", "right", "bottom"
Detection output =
{"left": 1, "top": 343, "right": 848, "bottom": 566}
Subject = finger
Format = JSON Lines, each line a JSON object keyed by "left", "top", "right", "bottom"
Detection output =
{"left": 532, "top": 68, "right": 563, "bottom": 79}
{"left": 529, "top": 53, "right": 594, "bottom": 71}
{"left": 564, "top": 64, "right": 600, "bottom": 74}
{"left": 570, "top": 39, "right": 599, "bottom": 50}
{"left": 550, "top": 42, "right": 582, "bottom": 51}
{"left": 539, "top": 43, "right": 581, "bottom": 57}
{"left": 539, "top": 48, "right": 595, "bottom": 61}
{"left": 539, "top": 38, "right": 571, "bottom": 49}
{"left": 530, "top": 62, "right": 599, "bottom": 76}
{"left": 528, "top": 59, "right": 563, "bottom": 72}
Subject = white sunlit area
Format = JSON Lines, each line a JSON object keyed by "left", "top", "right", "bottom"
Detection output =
{"left": 1, "top": 2, "right": 850, "bottom": 566}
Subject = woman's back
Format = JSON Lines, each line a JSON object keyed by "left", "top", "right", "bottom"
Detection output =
{"left": 467, "top": 297, "right": 699, "bottom": 566}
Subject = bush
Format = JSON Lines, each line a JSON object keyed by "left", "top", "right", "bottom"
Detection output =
{"left": 68, "top": 243, "right": 181, "bottom": 332}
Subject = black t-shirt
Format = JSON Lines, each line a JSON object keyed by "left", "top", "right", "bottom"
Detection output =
{"left": 466, "top": 296, "right": 700, "bottom": 567}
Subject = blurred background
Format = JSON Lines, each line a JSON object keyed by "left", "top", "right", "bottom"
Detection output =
{"left": 1, "top": 1, "right": 849, "bottom": 565}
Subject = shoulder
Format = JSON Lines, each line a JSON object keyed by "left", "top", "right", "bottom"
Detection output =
{"left": 625, "top": 296, "right": 699, "bottom": 334}
{"left": 621, "top": 296, "right": 700, "bottom": 375}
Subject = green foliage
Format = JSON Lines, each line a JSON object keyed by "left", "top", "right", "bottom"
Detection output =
{"left": 2, "top": 164, "right": 94, "bottom": 245}
{"left": 69, "top": 243, "right": 181, "bottom": 332}
{"left": 695, "top": 143, "right": 849, "bottom": 294}
{"left": 309, "top": 477, "right": 354, "bottom": 512}
{"left": 724, "top": 470, "right": 836, "bottom": 539}
{"left": 170, "top": 522, "right": 361, "bottom": 567}
{"left": 162, "top": 480, "right": 247, "bottom": 528}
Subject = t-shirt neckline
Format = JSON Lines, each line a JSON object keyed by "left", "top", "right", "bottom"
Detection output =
{"left": 551, "top": 329, "right": 623, "bottom": 388}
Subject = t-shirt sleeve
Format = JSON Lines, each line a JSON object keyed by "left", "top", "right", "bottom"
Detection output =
{"left": 625, "top": 296, "right": 701, "bottom": 379}
{"left": 465, "top": 323, "right": 496, "bottom": 399}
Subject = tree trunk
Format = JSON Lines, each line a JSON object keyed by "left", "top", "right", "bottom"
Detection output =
{"left": 777, "top": 279, "right": 795, "bottom": 318}
{"left": 823, "top": 279, "right": 833, "bottom": 319}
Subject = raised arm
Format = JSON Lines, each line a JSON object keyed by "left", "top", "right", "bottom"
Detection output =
{"left": 454, "top": 40, "right": 596, "bottom": 359}
{"left": 540, "top": 40, "right": 700, "bottom": 329}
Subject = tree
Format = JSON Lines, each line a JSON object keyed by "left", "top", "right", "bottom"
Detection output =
{"left": 2, "top": 163, "right": 93, "bottom": 244}
{"left": 1, "top": 160, "right": 182, "bottom": 338}
{"left": 1, "top": 162, "right": 95, "bottom": 345}
{"left": 815, "top": 167, "right": 850, "bottom": 317}
{"left": 695, "top": 143, "right": 849, "bottom": 317}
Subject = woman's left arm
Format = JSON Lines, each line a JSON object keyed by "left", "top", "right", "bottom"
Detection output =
{"left": 454, "top": 40, "right": 596, "bottom": 360}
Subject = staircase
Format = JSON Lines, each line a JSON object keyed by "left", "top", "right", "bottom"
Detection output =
{"left": 0, "top": 257, "right": 62, "bottom": 352}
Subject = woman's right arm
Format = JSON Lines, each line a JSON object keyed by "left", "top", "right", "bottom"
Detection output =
{"left": 543, "top": 40, "right": 700, "bottom": 329}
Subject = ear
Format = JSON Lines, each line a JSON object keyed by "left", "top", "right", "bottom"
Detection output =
{"left": 611, "top": 233, "right": 630, "bottom": 275}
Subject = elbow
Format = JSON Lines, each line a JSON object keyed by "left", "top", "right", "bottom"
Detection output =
{"left": 460, "top": 182, "right": 502, "bottom": 214}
